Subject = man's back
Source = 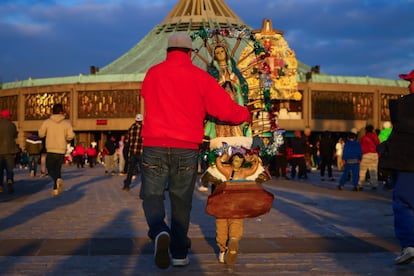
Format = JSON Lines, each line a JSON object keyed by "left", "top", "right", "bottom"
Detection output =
{"left": 141, "top": 50, "right": 250, "bottom": 149}
{"left": 0, "top": 118, "right": 18, "bottom": 155}
{"left": 39, "top": 114, "right": 74, "bottom": 154}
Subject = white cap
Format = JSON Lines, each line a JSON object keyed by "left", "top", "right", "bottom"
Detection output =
{"left": 167, "top": 32, "right": 192, "bottom": 49}
{"left": 135, "top": 114, "right": 143, "bottom": 121}
{"left": 383, "top": 121, "right": 391, "bottom": 128}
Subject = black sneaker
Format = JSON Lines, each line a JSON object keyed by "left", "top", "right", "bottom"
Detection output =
{"left": 337, "top": 185, "right": 343, "bottom": 191}
{"left": 7, "top": 180, "right": 14, "bottom": 194}
{"left": 154, "top": 231, "right": 170, "bottom": 269}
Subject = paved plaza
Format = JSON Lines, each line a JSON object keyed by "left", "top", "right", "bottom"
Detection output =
{"left": 0, "top": 164, "right": 413, "bottom": 275}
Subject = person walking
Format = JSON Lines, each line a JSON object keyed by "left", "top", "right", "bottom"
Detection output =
{"left": 73, "top": 143, "right": 86, "bottom": 169}
{"left": 117, "top": 134, "right": 126, "bottom": 175}
{"left": 103, "top": 135, "right": 118, "bottom": 175}
{"left": 213, "top": 152, "right": 263, "bottom": 265}
{"left": 139, "top": 32, "right": 251, "bottom": 269}
{"left": 379, "top": 69, "right": 414, "bottom": 264}
{"left": 274, "top": 133, "right": 289, "bottom": 180}
{"left": 122, "top": 114, "right": 143, "bottom": 191}
{"left": 25, "top": 132, "right": 43, "bottom": 177}
{"left": 86, "top": 144, "right": 97, "bottom": 168}
{"left": 378, "top": 121, "right": 393, "bottom": 189}
{"left": 358, "top": 124, "right": 380, "bottom": 189}
{"left": 335, "top": 138, "right": 345, "bottom": 171}
{"left": 38, "top": 103, "right": 75, "bottom": 196}
{"left": 319, "top": 131, "right": 336, "bottom": 181}
{"left": 0, "top": 109, "right": 19, "bottom": 194}
{"left": 337, "top": 132, "right": 362, "bottom": 191}
{"left": 289, "top": 130, "right": 308, "bottom": 179}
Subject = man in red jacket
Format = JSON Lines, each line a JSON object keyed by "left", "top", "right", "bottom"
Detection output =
{"left": 140, "top": 32, "right": 251, "bottom": 269}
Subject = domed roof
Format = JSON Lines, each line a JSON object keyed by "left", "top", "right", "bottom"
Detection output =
{"left": 98, "top": 0, "right": 311, "bottom": 75}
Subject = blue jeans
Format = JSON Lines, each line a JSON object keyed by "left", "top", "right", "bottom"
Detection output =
{"left": 124, "top": 153, "right": 142, "bottom": 186}
{"left": 140, "top": 146, "right": 198, "bottom": 259}
{"left": 339, "top": 163, "right": 360, "bottom": 187}
{"left": 0, "top": 154, "right": 15, "bottom": 184}
{"left": 393, "top": 171, "right": 414, "bottom": 248}
{"left": 28, "top": 154, "right": 40, "bottom": 175}
{"left": 46, "top": 153, "right": 64, "bottom": 188}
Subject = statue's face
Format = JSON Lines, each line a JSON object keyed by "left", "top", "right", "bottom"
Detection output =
{"left": 231, "top": 155, "right": 244, "bottom": 169}
{"left": 214, "top": 46, "right": 227, "bottom": 62}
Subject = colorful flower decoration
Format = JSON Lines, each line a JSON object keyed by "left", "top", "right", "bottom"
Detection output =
{"left": 260, "top": 129, "right": 285, "bottom": 158}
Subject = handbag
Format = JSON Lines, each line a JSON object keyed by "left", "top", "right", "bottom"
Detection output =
{"left": 205, "top": 181, "right": 274, "bottom": 219}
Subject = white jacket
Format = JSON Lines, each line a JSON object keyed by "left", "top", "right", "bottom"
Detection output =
{"left": 38, "top": 114, "right": 75, "bottom": 154}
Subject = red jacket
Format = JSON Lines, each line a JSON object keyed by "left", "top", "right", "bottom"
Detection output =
{"left": 360, "top": 132, "right": 379, "bottom": 154}
{"left": 86, "top": 147, "right": 97, "bottom": 157}
{"left": 141, "top": 51, "right": 251, "bottom": 149}
{"left": 74, "top": 145, "right": 85, "bottom": 156}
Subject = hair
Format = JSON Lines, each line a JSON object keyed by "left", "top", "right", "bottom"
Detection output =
{"left": 213, "top": 45, "right": 229, "bottom": 60}
{"left": 167, "top": 47, "right": 191, "bottom": 53}
{"left": 222, "top": 81, "right": 234, "bottom": 91}
{"left": 348, "top": 132, "right": 357, "bottom": 140}
{"left": 365, "top": 124, "right": 374, "bottom": 133}
{"left": 228, "top": 152, "right": 246, "bottom": 165}
{"left": 52, "top": 103, "right": 64, "bottom": 114}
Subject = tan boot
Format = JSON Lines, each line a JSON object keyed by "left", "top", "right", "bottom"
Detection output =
{"left": 56, "top": 178, "right": 63, "bottom": 193}
{"left": 225, "top": 238, "right": 239, "bottom": 265}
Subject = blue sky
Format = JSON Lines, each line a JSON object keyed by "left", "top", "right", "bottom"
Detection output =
{"left": 1, "top": 0, "right": 413, "bottom": 83}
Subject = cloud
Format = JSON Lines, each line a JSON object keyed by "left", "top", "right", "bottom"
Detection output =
{"left": 0, "top": 0, "right": 174, "bottom": 81}
{"left": 229, "top": 0, "right": 414, "bottom": 78}
{"left": 0, "top": 0, "right": 413, "bottom": 82}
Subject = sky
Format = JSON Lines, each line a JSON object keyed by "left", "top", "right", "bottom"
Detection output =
{"left": 1, "top": 0, "right": 413, "bottom": 83}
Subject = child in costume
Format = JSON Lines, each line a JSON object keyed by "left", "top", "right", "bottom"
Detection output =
{"left": 213, "top": 152, "right": 268, "bottom": 264}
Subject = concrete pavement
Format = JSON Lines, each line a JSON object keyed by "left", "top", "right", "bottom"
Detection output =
{"left": 0, "top": 164, "right": 413, "bottom": 275}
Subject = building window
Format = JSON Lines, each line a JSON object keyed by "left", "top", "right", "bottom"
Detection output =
{"left": 25, "top": 92, "right": 70, "bottom": 120}
{"left": 78, "top": 90, "right": 141, "bottom": 118}
{"left": 380, "top": 93, "right": 403, "bottom": 121}
{"left": 311, "top": 91, "right": 373, "bottom": 120}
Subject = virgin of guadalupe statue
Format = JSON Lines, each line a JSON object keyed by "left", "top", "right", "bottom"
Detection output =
{"left": 202, "top": 38, "right": 251, "bottom": 139}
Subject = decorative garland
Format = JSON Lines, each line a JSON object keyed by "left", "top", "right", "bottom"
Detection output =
{"left": 200, "top": 142, "right": 261, "bottom": 166}
{"left": 200, "top": 131, "right": 286, "bottom": 165}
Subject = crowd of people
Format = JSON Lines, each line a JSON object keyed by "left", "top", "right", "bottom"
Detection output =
{"left": 248, "top": 122, "right": 395, "bottom": 194}
{"left": 0, "top": 105, "right": 144, "bottom": 196}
